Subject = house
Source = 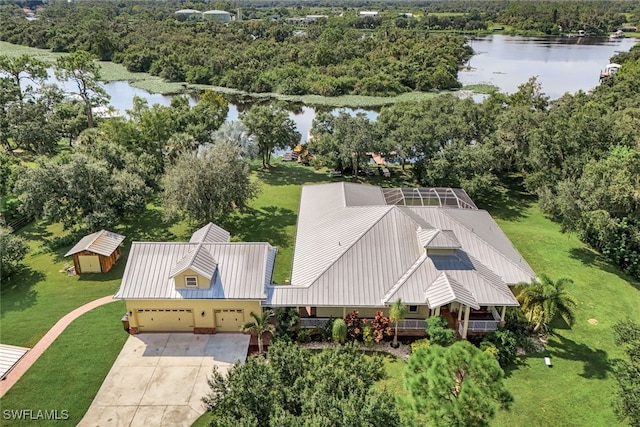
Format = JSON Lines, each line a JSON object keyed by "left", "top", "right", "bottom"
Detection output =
{"left": 266, "top": 183, "right": 535, "bottom": 339}
{"left": 65, "top": 230, "right": 125, "bottom": 274}
{"left": 114, "top": 184, "right": 535, "bottom": 339}
{"left": 114, "top": 223, "right": 277, "bottom": 334}
{"left": 359, "top": 11, "right": 379, "bottom": 17}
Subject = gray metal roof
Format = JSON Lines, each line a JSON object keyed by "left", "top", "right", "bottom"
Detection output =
{"left": 267, "top": 182, "right": 532, "bottom": 308}
{"left": 115, "top": 242, "right": 276, "bottom": 300}
{"left": 417, "top": 228, "right": 462, "bottom": 249}
{"left": 0, "top": 344, "right": 29, "bottom": 380}
{"left": 64, "top": 230, "right": 125, "bottom": 257}
{"left": 425, "top": 273, "right": 480, "bottom": 310}
{"left": 189, "top": 222, "right": 231, "bottom": 243}
{"left": 169, "top": 244, "right": 218, "bottom": 279}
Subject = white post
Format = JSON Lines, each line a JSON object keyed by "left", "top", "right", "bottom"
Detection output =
{"left": 342, "top": 307, "right": 346, "bottom": 317}
{"left": 462, "top": 305, "right": 471, "bottom": 340}
{"left": 457, "top": 307, "right": 463, "bottom": 321}
{"left": 500, "top": 306, "right": 507, "bottom": 324}
{"left": 435, "top": 306, "right": 441, "bottom": 316}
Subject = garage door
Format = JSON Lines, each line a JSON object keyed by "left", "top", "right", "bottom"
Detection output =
{"left": 78, "top": 255, "right": 101, "bottom": 273}
{"left": 215, "top": 309, "right": 244, "bottom": 332}
{"left": 136, "top": 309, "right": 194, "bottom": 332}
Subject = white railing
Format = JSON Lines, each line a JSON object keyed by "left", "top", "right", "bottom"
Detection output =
{"left": 299, "top": 318, "right": 330, "bottom": 328}
{"left": 397, "top": 319, "right": 426, "bottom": 330}
{"left": 299, "top": 318, "right": 426, "bottom": 330}
{"left": 458, "top": 320, "right": 499, "bottom": 334}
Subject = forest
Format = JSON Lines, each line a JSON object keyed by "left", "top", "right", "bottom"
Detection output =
{"left": 1, "top": 1, "right": 638, "bottom": 97}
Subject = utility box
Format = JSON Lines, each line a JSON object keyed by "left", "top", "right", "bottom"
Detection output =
{"left": 121, "top": 315, "right": 130, "bottom": 332}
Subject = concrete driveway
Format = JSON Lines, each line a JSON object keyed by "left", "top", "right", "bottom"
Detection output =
{"left": 79, "top": 333, "right": 249, "bottom": 427}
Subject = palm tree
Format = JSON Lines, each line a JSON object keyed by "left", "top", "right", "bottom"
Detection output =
{"left": 390, "top": 299, "right": 408, "bottom": 348}
{"left": 241, "top": 310, "right": 275, "bottom": 354}
{"left": 517, "top": 274, "right": 577, "bottom": 333}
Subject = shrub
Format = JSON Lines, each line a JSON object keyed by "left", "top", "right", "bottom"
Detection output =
{"left": 426, "top": 316, "right": 456, "bottom": 346}
{"left": 297, "top": 328, "right": 312, "bottom": 344}
{"left": 345, "top": 310, "right": 365, "bottom": 341}
{"left": 371, "top": 311, "right": 392, "bottom": 343}
{"left": 363, "top": 325, "right": 374, "bottom": 347}
{"left": 321, "top": 318, "right": 335, "bottom": 342}
{"left": 411, "top": 339, "right": 431, "bottom": 353}
{"left": 0, "top": 226, "right": 28, "bottom": 279}
{"left": 275, "top": 308, "right": 300, "bottom": 341}
{"left": 481, "top": 329, "right": 519, "bottom": 367}
{"left": 480, "top": 341, "right": 500, "bottom": 360}
{"left": 332, "top": 318, "right": 347, "bottom": 344}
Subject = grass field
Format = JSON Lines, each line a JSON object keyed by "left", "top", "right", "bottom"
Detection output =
{"left": 0, "top": 302, "right": 129, "bottom": 427}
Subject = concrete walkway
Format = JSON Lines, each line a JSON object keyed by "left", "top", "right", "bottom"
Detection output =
{"left": 0, "top": 295, "right": 117, "bottom": 398}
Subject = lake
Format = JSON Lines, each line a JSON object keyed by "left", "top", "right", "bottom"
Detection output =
{"left": 460, "top": 35, "right": 637, "bottom": 99}
{"left": 91, "top": 35, "right": 637, "bottom": 139}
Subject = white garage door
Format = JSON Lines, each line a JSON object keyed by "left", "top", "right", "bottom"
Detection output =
{"left": 136, "top": 309, "right": 194, "bottom": 332}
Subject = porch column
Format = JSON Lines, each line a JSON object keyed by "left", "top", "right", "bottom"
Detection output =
{"left": 461, "top": 305, "right": 471, "bottom": 340}
{"left": 500, "top": 306, "right": 507, "bottom": 325}
{"left": 342, "top": 307, "right": 347, "bottom": 317}
{"left": 434, "top": 306, "right": 441, "bottom": 316}
{"left": 457, "top": 307, "right": 463, "bottom": 321}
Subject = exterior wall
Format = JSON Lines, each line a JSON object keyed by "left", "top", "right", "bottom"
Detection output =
{"left": 173, "top": 268, "right": 211, "bottom": 289}
{"left": 315, "top": 305, "right": 430, "bottom": 319}
{"left": 125, "top": 299, "right": 261, "bottom": 333}
{"left": 426, "top": 248, "right": 456, "bottom": 256}
{"left": 72, "top": 247, "right": 121, "bottom": 273}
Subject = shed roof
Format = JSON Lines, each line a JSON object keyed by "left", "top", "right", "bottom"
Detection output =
{"left": 64, "top": 230, "right": 125, "bottom": 257}
{"left": 189, "top": 222, "right": 230, "bottom": 243}
{"left": 267, "top": 182, "right": 532, "bottom": 308}
{"left": 115, "top": 242, "right": 276, "bottom": 300}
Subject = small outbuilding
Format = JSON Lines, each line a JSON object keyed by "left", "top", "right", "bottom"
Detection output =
{"left": 65, "top": 230, "right": 126, "bottom": 274}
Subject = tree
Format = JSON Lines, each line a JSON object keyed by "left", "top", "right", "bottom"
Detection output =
{"left": 208, "top": 121, "right": 258, "bottom": 159}
{"left": 389, "top": 299, "right": 408, "bottom": 348}
{"left": 0, "top": 54, "right": 48, "bottom": 102}
{"left": 203, "top": 341, "right": 400, "bottom": 426}
{"left": 13, "top": 152, "right": 151, "bottom": 231}
{"left": 404, "top": 340, "right": 512, "bottom": 427}
{"left": 242, "top": 104, "right": 300, "bottom": 168}
{"left": 241, "top": 310, "right": 275, "bottom": 354}
{"left": 332, "top": 318, "right": 347, "bottom": 344}
{"left": 0, "top": 226, "right": 28, "bottom": 279}
{"left": 612, "top": 319, "right": 640, "bottom": 426}
{"left": 55, "top": 51, "right": 109, "bottom": 128}
{"left": 426, "top": 315, "right": 456, "bottom": 346}
{"left": 162, "top": 141, "right": 258, "bottom": 224}
{"left": 516, "top": 273, "right": 577, "bottom": 333}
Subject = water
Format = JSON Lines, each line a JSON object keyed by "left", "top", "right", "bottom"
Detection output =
{"left": 34, "top": 35, "right": 637, "bottom": 137}
{"left": 460, "top": 35, "right": 638, "bottom": 99}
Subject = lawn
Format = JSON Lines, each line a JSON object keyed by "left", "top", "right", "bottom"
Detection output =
{"left": 0, "top": 301, "right": 129, "bottom": 427}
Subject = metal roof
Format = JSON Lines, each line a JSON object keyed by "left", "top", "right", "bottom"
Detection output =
{"left": 169, "top": 244, "right": 218, "bottom": 279}
{"left": 0, "top": 344, "right": 29, "bottom": 380}
{"left": 64, "top": 230, "right": 125, "bottom": 257}
{"left": 115, "top": 242, "right": 276, "bottom": 300}
{"left": 417, "top": 228, "right": 461, "bottom": 249}
{"left": 267, "top": 182, "right": 532, "bottom": 308}
{"left": 425, "top": 273, "right": 480, "bottom": 310}
{"left": 189, "top": 222, "right": 231, "bottom": 243}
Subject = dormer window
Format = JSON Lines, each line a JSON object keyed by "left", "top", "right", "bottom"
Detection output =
{"left": 185, "top": 276, "right": 198, "bottom": 288}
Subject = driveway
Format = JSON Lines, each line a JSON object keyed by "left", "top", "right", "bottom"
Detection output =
{"left": 78, "top": 333, "right": 250, "bottom": 427}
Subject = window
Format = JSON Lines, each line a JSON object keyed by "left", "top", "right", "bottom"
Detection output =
{"left": 185, "top": 276, "right": 198, "bottom": 288}
{"left": 408, "top": 305, "right": 419, "bottom": 313}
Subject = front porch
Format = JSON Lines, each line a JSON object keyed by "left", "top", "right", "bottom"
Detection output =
{"left": 297, "top": 304, "right": 506, "bottom": 339}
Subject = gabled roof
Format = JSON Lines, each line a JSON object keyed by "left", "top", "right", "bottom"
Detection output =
{"left": 189, "top": 222, "right": 230, "bottom": 243}
{"left": 425, "top": 273, "right": 480, "bottom": 310}
{"left": 267, "top": 182, "right": 533, "bottom": 308}
{"left": 417, "top": 228, "right": 461, "bottom": 249}
{"left": 115, "top": 242, "right": 276, "bottom": 300}
{"left": 169, "top": 244, "right": 218, "bottom": 279}
{"left": 64, "top": 230, "right": 125, "bottom": 257}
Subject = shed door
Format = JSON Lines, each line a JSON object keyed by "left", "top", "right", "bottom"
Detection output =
{"left": 78, "top": 255, "right": 101, "bottom": 273}
{"left": 136, "top": 309, "right": 194, "bottom": 332}
{"left": 215, "top": 309, "right": 244, "bottom": 332}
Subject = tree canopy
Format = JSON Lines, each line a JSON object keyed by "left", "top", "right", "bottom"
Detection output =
{"left": 612, "top": 319, "right": 640, "bottom": 427}
{"left": 404, "top": 340, "right": 512, "bottom": 427}
{"left": 203, "top": 341, "right": 400, "bottom": 427}
{"left": 242, "top": 104, "right": 300, "bottom": 168}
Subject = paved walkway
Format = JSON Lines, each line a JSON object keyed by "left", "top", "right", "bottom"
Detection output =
{"left": 0, "top": 295, "right": 117, "bottom": 398}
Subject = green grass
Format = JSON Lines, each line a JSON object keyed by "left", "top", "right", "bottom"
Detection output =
{"left": 0, "top": 301, "right": 129, "bottom": 427}
{"left": 0, "top": 203, "right": 192, "bottom": 347}
{"left": 462, "top": 84, "right": 499, "bottom": 94}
